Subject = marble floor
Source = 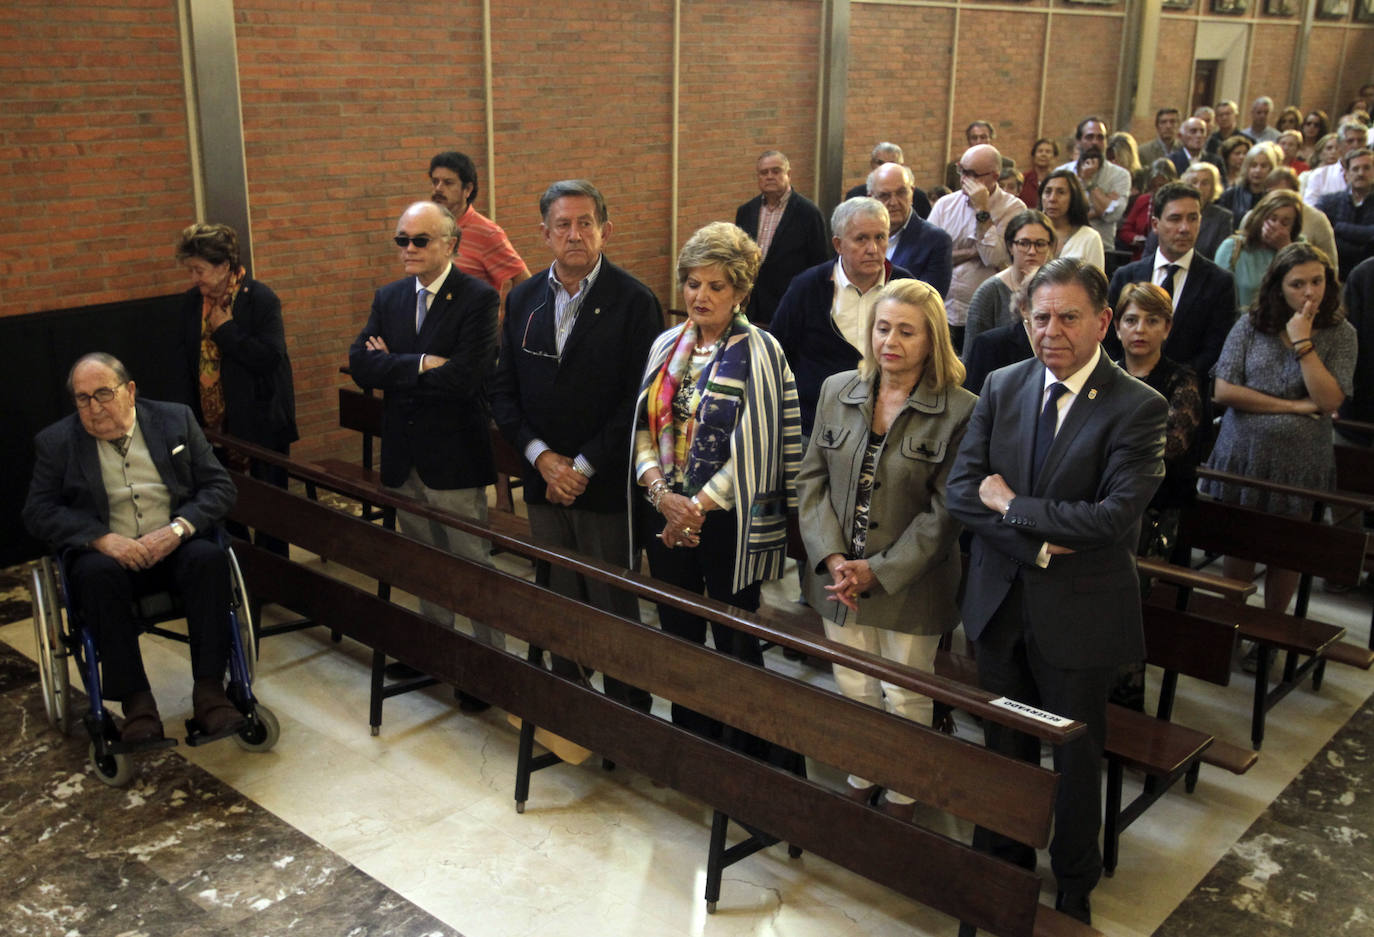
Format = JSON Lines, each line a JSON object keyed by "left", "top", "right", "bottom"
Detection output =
{"left": 2, "top": 544, "right": 1373, "bottom": 937}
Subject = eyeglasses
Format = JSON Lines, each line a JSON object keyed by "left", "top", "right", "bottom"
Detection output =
{"left": 1013, "top": 239, "right": 1052, "bottom": 251}
{"left": 73, "top": 384, "right": 125, "bottom": 408}
{"left": 959, "top": 166, "right": 992, "bottom": 178}
{"left": 393, "top": 234, "right": 439, "bottom": 248}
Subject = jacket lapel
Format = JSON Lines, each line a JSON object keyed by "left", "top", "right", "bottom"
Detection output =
{"left": 137, "top": 401, "right": 179, "bottom": 493}
{"left": 558, "top": 263, "right": 612, "bottom": 362}
{"left": 73, "top": 420, "right": 109, "bottom": 523}
{"left": 1015, "top": 364, "right": 1044, "bottom": 492}
{"left": 1034, "top": 350, "right": 1113, "bottom": 493}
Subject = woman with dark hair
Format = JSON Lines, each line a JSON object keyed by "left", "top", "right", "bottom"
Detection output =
{"left": 1219, "top": 134, "right": 1252, "bottom": 188}
{"left": 797, "top": 278, "right": 974, "bottom": 819}
{"left": 1038, "top": 169, "right": 1105, "bottom": 270}
{"left": 961, "top": 209, "right": 1054, "bottom": 356}
{"left": 632, "top": 221, "right": 800, "bottom": 748}
{"left": 1020, "top": 137, "right": 1059, "bottom": 207}
{"left": 176, "top": 223, "right": 297, "bottom": 552}
{"left": 1215, "top": 189, "right": 1305, "bottom": 312}
{"left": 1275, "top": 105, "right": 1303, "bottom": 135}
{"left": 1117, "top": 159, "right": 1178, "bottom": 259}
{"left": 1297, "top": 110, "right": 1330, "bottom": 165}
{"left": 1200, "top": 243, "right": 1355, "bottom": 615}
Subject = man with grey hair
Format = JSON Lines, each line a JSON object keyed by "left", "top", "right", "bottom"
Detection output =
{"left": 1305, "top": 119, "right": 1372, "bottom": 206}
{"left": 770, "top": 197, "right": 913, "bottom": 438}
{"left": 734, "top": 149, "right": 829, "bottom": 325}
{"left": 1206, "top": 100, "right": 1240, "bottom": 154}
{"left": 868, "top": 162, "right": 952, "bottom": 296}
{"left": 488, "top": 180, "right": 659, "bottom": 713}
{"left": 1241, "top": 96, "right": 1278, "bottom": 143}
{"left": 929, "top": 143, "right": 1026, "bottom": 351}
{"left": 349, "top": 200, "right": 502, "bottom": 711}
{"left": 845, "top": 142, "right": 931, "bottom": 217}
{"left": 1169, "top": 116, "right": 1225, "bottom": 177}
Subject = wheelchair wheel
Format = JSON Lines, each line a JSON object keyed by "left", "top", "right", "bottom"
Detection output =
{"left": 31, "top": 559, "right": 72, "bottom": 735}
{"left": 88, "top": 741, "right": 134, "bottom": 787}
{"left": 226, "top": 547, "right": 256, "bottom": 683}
{"left": 234, "top": 703, "right": 279, "bottom": 753}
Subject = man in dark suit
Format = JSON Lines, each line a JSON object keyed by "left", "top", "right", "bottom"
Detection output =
{"left": 1107, "top": 182, "right": 1237, "bottom": 376}
{"left": 962, "top": 318, "right": 1032, "bottom": 395}
{"left": 1168, "top": 116, "right": 1226, "bottom": 178}
{"left": 868, "top": 162, "right": 953, "bottom": 297}
{"left": 488, "top": 180, "right": 658, "bottom": 712}
{"left": 733, "top": 149, "right": 830, "bottom": 326}
{"left": 349, "top": 201, "right": 501, "bottom": 708}
{"left": 843, "top": 142, "right": 932, "bottom": 218}
{"left": 948, "top": 259, "right": 1167, "bottom": 924}
{"left": 23, "top": 353, "right": 240, "bottom": 743}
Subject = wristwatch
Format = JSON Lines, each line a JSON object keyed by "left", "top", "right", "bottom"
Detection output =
{"left": 170, "top": 520, "right": 188, "bottom": 541}
{"left": 974, "top": 210, "right": 991, "bottom": 223}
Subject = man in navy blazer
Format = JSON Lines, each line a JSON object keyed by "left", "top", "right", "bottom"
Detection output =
{"left": 24, "top": 353, "right": 239, "bottom": 742}
{"left": 488, "top": 180, "right": 658, "bottom": 712}
{"left": 349, "top": 202, "right": 503, "bottom": 700}
{"left": 1106, "top": 182, "right": 1237, "bottom": 376}
{"left": 770, "top": 198, "right": 913, "bottom": 439}
{"left": 948, "top": 259, "right": 1166, "bottom": 924}
{"left": 734, "top": 150, "right": 830, "bottom": 326}
{"left": 868, "top": 162, "right": 953, "bottom": 297}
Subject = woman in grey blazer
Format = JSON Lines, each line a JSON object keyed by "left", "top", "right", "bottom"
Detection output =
{"left": 796, "top": 278, "right": 976, "bottom": 819}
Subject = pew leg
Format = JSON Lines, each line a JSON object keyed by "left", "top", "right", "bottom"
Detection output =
{"left": 704, "top": 809, "right": 730, "bottom": 913}
{"left": 369, "top": 649, "right": 385, "bottom": 737}
{"left": 1103, "top": 758, "right": 1123, "bottom": 877}
{"left": 1251, "top": 645, "right": 1272, "bottom": 750}
{"left": 1185, "top": 758, "right": 1202, "bottom": 794}
{"left": 957, "top": 923, "right": 978, "bottom": 937}
{"left": 514, "top": 717, "right": 537, "bottom": 814}
{"left": 1313, "top": 656, "right": 1327, "bottom": 692}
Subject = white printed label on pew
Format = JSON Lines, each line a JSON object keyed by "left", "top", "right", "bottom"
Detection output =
{"left": 989, "top": 697, "right": 1074, "bottom": 727}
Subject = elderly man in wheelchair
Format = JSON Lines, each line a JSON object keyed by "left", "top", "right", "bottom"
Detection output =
{"left": 24, "top": 353, "right": 271, "bottom": 768}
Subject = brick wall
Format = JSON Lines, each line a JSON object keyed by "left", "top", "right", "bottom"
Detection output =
{"left": 0, "top": 0, "right": 194, "bottom": 317}
{"left": 1245, "top": 22, "right": 1302, "bottom": 113}
{"left": 5, "top": 0, "right": 1373, "bottom": 467}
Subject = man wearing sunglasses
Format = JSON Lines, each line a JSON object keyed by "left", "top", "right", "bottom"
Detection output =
{"left": 349, "top": 201, "right": 503, "bottom": 710}
{"left": 488, "top": 179, "right": 660, "bottom": 715}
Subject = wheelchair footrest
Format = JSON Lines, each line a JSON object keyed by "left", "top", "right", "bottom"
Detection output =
{"left": 101, "top": 735, "right": 178, "bottom": 756}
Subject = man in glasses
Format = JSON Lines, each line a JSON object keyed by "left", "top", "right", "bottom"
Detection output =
{"left": 349, "top": 201, "right": 502, "bottom": 711}
{"left": 23, "top": 353, "right": 239, "bottom": 743}
{"left": 928, "top": 142, "right": 1027, "bottom": 352}
{"left": 488, "top": 179, "right": 659, "bottom": 715}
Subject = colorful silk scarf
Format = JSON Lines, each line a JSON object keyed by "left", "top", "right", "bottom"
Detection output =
{"left": 198, "top": 265, "right": 244, "bottom": 432}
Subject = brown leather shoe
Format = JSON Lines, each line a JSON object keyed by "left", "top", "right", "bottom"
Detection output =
{"left": 120, "top": 690, "right": 164, "bottom": 743}
{"left": 192, "top": 679, "right": 243, "bottom": 735}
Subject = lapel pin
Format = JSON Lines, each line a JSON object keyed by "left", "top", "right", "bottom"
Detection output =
{"left": 1088, "top": 388, "right": 1098, "bottom": 400}
{"left": 445, "top": 292, "right": 452, "bottom": 301}
{"left": 594, "top": 307, "right": 601, "bottom": 315}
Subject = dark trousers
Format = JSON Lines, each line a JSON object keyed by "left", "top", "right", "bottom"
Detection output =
{"left": 527, "top": 502, "right": 651, "bottom": 713}
{"left": 972, "top": 579, "right": 1111, "bottom": 897}
{"left": 642, "top": 508, "right": 777, "bottom": 749}
{"left": 68, "top": 537, "right": 232, "bottom": 701}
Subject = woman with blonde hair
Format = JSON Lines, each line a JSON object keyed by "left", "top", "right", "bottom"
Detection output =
{"left": 797, "top": 278, "right": 976, "bottom": 820}
{"left": 1218, "top": 141, "right": 1282, "bottom": 229}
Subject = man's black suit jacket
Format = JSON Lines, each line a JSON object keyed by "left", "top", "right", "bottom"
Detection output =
{"left": 488, "top": 259, "right": 662, "bottom": 513}
{"left": 962, "top": 320, "right": 1033, "bottom": 395}
{"left": 1106, "top": 252, "right": 1237, "bottom": 376}
{"left": 179, "top": 278, "right": 298, "bottom": 450}
{"left": 23, "top": 399, "right": 236, "bottom": 552}
{"left": 348, "top": 266, "right": 499, "bottom": 490}
{"left": 947, "top": 351, "right": 1166, "bottom": 669}
{"left": 734, "top": 191, "right": 830, "bottom": 325}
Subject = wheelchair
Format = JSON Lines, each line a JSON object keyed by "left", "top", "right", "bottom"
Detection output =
{"left": 29, "top": 531, "right": 279, "bottom": 786}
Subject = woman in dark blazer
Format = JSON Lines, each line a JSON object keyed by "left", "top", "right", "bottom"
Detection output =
{"left": 796, "top": 278, "right": 976, "bottom": 820}
{"left": 177, "top": 223, "right": 297, "bottom": 551}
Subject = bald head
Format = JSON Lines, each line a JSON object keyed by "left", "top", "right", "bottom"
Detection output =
{"left": 395, "top": 201, "right": 458, "bottom": 286}
{"left": 959, "top": 144, "right": 1003, "bottom": 194}
{"left": 868, "top": 162, "right": 916, "bottom": 233}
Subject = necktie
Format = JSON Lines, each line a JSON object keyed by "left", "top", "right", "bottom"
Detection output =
{"left": 1031, "top": 383, "right": 1068, "bottom": 488}
{"left": 415, "top": 286, "right": 429, "bottom": 332}
{"left": 108, "top": 436, "right": 131, "bottom": 458}
{"left": 1160, "top": 263, "right": 1181, "bottom": 299}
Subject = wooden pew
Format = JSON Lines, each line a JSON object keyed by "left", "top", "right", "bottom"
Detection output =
{"left": 1332, "top": 437, "right": 1374, "bottom": 649}
{"left": 219, "top": 449, "right": 1099, "bottom": 937}
{"left": 1167, "top": 484, "right": 1374, "bottom": 748}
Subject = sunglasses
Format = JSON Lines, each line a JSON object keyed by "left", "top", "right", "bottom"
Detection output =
{"left": 393, "top": 234, "right": 439, "bottom": 248}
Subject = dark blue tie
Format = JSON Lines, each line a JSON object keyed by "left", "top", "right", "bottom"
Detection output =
{"left": 1031, "top": 382, "right": 1068, "bottom": 488}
